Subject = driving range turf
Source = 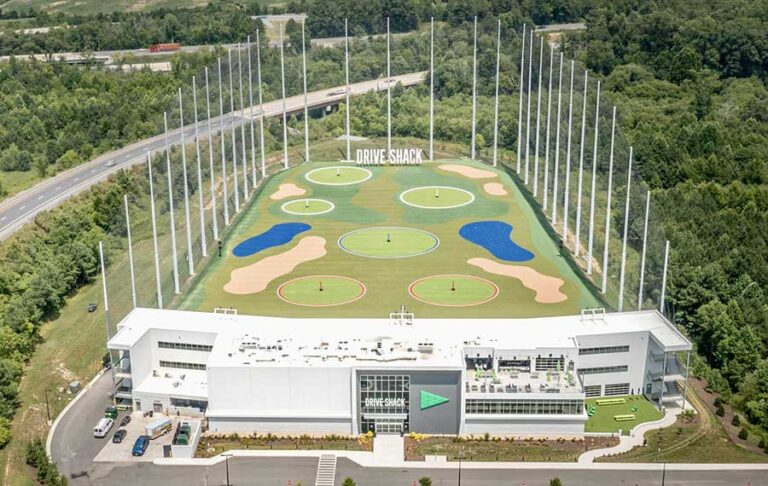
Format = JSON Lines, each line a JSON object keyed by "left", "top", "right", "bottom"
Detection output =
{"left": 179, "top": 160, "right": 601, "bottom": 318}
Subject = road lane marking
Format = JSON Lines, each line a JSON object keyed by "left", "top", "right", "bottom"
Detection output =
{"left": 73, "top": 177, "right": 80, "bottom": 182}
{"left": 38, "top": 195, "right": 44, "bottom": 200}
{"left": 0, "top": 217, "right": 6, "bottom": 221}
{"left": 19, "top": 205, "right": 25, "bottom": 210}
{"left": 55, "top": 186, "right": 61, "bottom": 190}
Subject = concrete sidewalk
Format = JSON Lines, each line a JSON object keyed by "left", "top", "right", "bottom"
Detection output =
{"left": 577, "top": 402, "right": 687, "bottom": 463}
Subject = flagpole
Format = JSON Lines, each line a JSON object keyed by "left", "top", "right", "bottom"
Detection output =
{"left": 586, "top": 80, "right": 601, "bottom": 274}
{"left": 533, "top": 37, "right": 543, "bottom": 197}
{"left": 470, "top": 16, "right": 478, "bottom": 160}
{"left": 601, "top": 106, "right": 617, "bottom": 294}
{"left": 192, "top": 76, "right": 207, "bottom": 257}
{"left": 302, "top": 18, "right": 310, "bottom": 163}
{"left": 247, "top": 36, "right": 257, "bottom": 188}
{"left": 123, "top": 194, "right": 136, "bottom": 308}
{"left": 178, "top": 87, "right": 195, "bottom": 276}
{"left": 237, "top": 44, "right": 249, "bottom": 199}
{"left": 228, "top": 49, "right": 240, "bottom": 213}
{"left": 280, "top": 25, "right": 289, "bottom": 169}
{"left": 543, "top": 44, "right": 554, "bottom": 209}
{"left": 344, "top": 18, "right": 351, "bottom": 161}
{"left": 429, "top": 17, "right": 435, "bottom": 161}
{"left": 205, "top": 67, "right": 219, "bottom": 241}
{"left": 618, "top": 147, "right": 633, "bottom": 312}
{"left": 551, "top": 52, "right": 563, "bottom": 223}
{"left": 146, "top": 152, "right": 163, "bottom": 309}
{"left": 164, "top": 112, "right": 180, "bottom": 294}
{"left": 562, "top": 60, "right": 575, "bottom": 243}
{"left": 574, "top": 70, "right": 588, "bottom": 256}
{"left": 218, "top": 57, "right": 230, "bottom": 226}
{"left": 516, "top": 24, "right": 526, "bottom": 174}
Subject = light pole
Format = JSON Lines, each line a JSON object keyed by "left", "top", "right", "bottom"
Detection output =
{"left": 223, "top": 452, "right": 232, "bottom": 486}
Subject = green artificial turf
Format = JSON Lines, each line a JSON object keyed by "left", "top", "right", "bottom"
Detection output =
{"left": 399, "top": 186, "right": 475, "bottom": 209}
{"left": 409, "top": 275, "right": 498, "bottom": 306}
{"left": 304, "top": 166, "right": 372, "bottom": 185}
{"left": 277, "top": 275, "right": 366, "bottom": 306}
{"left": 585, "top": 395, "right": 664, "bottom": 433}
{"left": 179, "top": 159, "right": 602, "bottom": 318}
{"left": 339, "top": 227, "right": 439, "bottom": 258}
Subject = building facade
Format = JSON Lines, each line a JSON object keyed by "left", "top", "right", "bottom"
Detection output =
{"left": 107, "top": 308, "right": 691, "bottom": 436}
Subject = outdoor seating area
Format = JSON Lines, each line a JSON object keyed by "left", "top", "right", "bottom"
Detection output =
{"left": 465, "top": 368, "right": 582, "bottom": 395}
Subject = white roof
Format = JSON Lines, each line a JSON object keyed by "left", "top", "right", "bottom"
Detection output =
{"left": 109, "top": 307, "right": 690, "bottom": 369}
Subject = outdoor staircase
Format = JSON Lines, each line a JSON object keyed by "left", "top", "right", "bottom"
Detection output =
{"left": 314, "top": 454, "right": 337, "bottom": 486}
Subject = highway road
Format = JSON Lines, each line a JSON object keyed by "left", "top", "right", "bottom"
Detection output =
{"left": 0, "top": 32, "right": 410, "bottom": 64}
{"left": 0, "top": 71, "right": 425, "bottom": 241}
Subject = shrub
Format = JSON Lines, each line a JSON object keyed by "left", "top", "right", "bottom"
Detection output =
{"left": 419, "top": 478, "right": 433, "bottom": 486}
{"left": 716, "top": 406, "right": 725, "bottom": 417}
{"left": 759, "top": 436, "right": 766, "bottom": 449}
{"left": 550, "top": 478, "right": 563, "bottom": 486}
{"left": 342, "top": 478, "right": 356, "bottom": 486}
{"left": 738, "top": 427, "right": 749, "bottom": 440}
{"left": 713, "top": 397, "right": 723, "bottom": 408}
{"left": 484, "top": 432, "right": 490, "bottom": 441}
{"left": 732, "top": 415, "right": 741, "bottom": 427}
{"left": 26, "top": 439, "right": 67, "bottom": 486}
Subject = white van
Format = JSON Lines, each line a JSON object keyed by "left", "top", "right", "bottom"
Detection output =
{"left": 93, "top": 418, "right": 114, "bottom": 438}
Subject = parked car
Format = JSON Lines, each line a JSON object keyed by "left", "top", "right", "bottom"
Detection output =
{"left": 104, "top": 406, "right": 118, "bottom": 419}
{"left": 132, "top": 435, "right": 150, "bottom": 456}
{"left": 93, "top": 418, "right": 114, "bottom": 438}
{"left": 87, "top": 303, "right": 97, "bottom": 313}
{"left": 112, "top": 429, "right": 127, "bottom": 443}
{"left": 120, "top": 415, "right": 131, "bottom": 427}
{"left": 105, "top": 159, "right": 116, "bottom": 167}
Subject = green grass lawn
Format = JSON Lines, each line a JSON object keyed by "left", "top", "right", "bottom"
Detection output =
{"left": 585, "top": 395, "right": 664, "bottom": 433}
{"left": 0, "top": 0, "right": 209, "bottom": 15}
{"left": 0, "top": 170, "right": 40, "bottom": 202}
{"left": 179, "top": 158, "right": 602, "bottom": 318}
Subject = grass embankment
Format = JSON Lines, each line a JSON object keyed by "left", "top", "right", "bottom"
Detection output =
{"left": 196, "top": 434, "right": 373, "bottom": 458}
{"left": 405, "top": 435, "right": 618, "bottom": 462}
{"left": 598, "top": 386, "right": 768, "bottom": 463}
{"left": 585, "top": 395, "right": 663, "bottom": 433}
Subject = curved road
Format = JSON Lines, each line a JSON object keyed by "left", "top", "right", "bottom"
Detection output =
{"left": 0, "top": 71, "right": 425, "bottom": 241}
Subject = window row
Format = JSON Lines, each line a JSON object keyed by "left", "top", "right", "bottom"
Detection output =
{"left": 535, "top": 357, "right": 565, "bottom": 371}
{"left": 577, "top": 365, "right": 628, "bottom": 375}
{"left": 158, "top": 341, "right": 213, "bottom": 352}
{"left": 604, "top": 383, "right": 630, "bottom": 396}
{"left": 579, "top": 345, "right": 630, "bottom": 355}
{"left": 584, "top": 385, "right": 602, "bottom": 397}
{"left": 465, "top": 399, "right": 584, "bottom": 415}
{"left": 159, "top": 360, "right": 206, "bottom": 371}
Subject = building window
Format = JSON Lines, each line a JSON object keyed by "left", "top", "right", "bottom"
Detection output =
{"left": 577, "top": 365, "right": 628, "bottom": 375}
{"left": 584, "top": 385, "right": 602, "bottom": 397}
{"left": 170, "top": 398, "right": 208, "bottom": 411}
{"left": 578, "top": 345, "right": 630, "bottom": 355}
{"left": 159, "top": 360, "right": 206, "bottom": 371}
{"left": 465, "top": 399, "right": 584, "bottom": 415}
{"left": 359, "top": 374, "right": 410, "bottom": 434}
{"left": 535, "top": 357, "right": 565, "bottom": 371}
{"left": 604, "top": 383, "right": 630, "bottom": 396}
{"left": 158, "top": 341, "right": 213, "bottom": 352}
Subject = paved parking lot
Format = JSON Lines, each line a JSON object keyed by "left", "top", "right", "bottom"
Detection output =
{"left": 93, "top": 412, "right": 177, "bottom": 463}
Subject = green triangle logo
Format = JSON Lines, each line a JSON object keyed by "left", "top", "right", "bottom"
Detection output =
{"left": 420, "top": 390, "right": 450, "bottom": 410}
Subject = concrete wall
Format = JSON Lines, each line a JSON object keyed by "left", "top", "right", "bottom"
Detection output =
{"left": 207, "top": 417, "right": 352, "bottom": 435}
{"left": 464, "top": 415, "right": 586, "bottom": 435}
{"left": 171, "top": 420, "right": 202, "bottom": 459}
{"left": 207, "top": 366, "right": 352, "bottom": 417}
{"left": 575, "top": 331, "right": 650, "bottom": 396}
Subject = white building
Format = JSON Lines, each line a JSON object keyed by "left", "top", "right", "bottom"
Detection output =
{"left": 107, "top": 308, "right": 691, "bottom": 435}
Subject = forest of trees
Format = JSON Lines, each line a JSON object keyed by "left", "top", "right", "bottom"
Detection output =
{"left": 0, "top": 0, "right": 768, "bottom": 458}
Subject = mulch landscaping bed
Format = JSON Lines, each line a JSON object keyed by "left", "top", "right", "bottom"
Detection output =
{"left": 196, "top": 434, "right": 373, "bottom": 458}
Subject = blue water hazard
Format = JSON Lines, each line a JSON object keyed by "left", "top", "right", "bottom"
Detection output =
{"left": 459, "top": 221, "right": 534, "bottom": 262}
{"left": 232, "top": 222, "right": 311, "bottom": 257}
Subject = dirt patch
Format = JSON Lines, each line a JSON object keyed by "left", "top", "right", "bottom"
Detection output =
{"left": 438, "top": 164, "right": 498, "bottom": 179}
{"left": 468, "top": 257, "right": 567, "bottom": 303}
{"left": 224, "top": 236, "right": 326, "bottom": 294}
{"left": 690, "top": 377, "right": 764, "bottom": 454}
{"left": 483, "top": 182, "right": 507, "bottom": 196}
{"left": 270, "top": 183, "right": 306, "bottom": 200}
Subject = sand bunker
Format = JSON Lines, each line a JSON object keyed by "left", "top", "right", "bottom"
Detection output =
{"left": 270, "top": 183, "right": 306, "bottom": 200}
{"left": 438, "top": 164, "right": 498, "bottom": 179}
{"left": 468, "top": 257, "right": 567, "bottom": 304}
{"left": 484, "top": 182, "right": 508, "bottom": 196}
{"left": 224, "top": 236, "right": 327, "bottom": 295}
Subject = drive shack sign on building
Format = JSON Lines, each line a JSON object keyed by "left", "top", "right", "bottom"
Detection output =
{"left": 364, "top": 397, "right": 406, "bottom": 408}
{"left": 356, "top": 148, "right": 423, "bottom": 166}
